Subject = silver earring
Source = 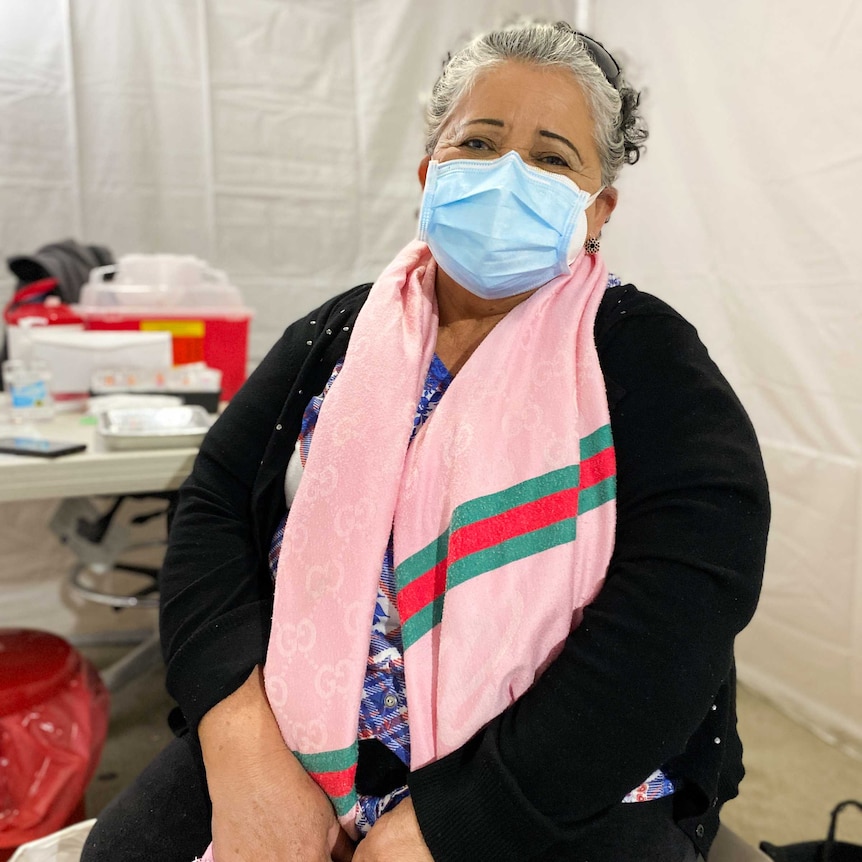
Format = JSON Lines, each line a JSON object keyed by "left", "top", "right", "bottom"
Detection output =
{"left": 584, "top": 235, "right": 601, "bottom": 255}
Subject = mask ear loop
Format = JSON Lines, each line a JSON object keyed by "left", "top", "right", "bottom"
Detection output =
{"left": 587, "top": 186, "right": 605, "bottom": 208}
{"left": 567, "top": 186, "right": 605, "bottom": 261}
{"left": 584, "top": 187, "right": 606, "bottom": 255}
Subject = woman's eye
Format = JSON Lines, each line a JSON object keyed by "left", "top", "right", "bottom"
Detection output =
{"left": 539, "top": 154, "right": 570, "bottom": 168}
{"left": 462, "top": 138, "right": 491, "bottom": 151}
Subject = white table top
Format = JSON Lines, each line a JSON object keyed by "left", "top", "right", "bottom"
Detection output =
{"left": 0, "top": 406, "right": 200, "bottom": 503}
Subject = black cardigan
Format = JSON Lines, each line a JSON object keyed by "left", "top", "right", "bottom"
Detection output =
{"left": 159, "top": 283, "right": 769, "bottom": 861}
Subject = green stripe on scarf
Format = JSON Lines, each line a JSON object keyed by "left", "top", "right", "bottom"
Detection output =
{"left": 578, "top": 476, "right": 617, "bottom": 515}
{"left": 402, "top": 594, "right": 445, "bottom": 651}
{"left": 398, "top": 428, "right": 616, "bottom": 649}
{"left": 396, "top": 532, "right": 448, "bottom": 590}
{"left": 580, "top": 424, "right": 613, "bottom": 460}
{"left": 331, "top": 789, "right": 359, "bottom": 817}
{"left": 292, "top": 743, "right": 357, "bottom": 775}
{"left": 451, "top": 464, "right": 581, "bottom": 533}
{"left": 402, "top": 518, "right": 577, "bottom": 648}
{"left": 397, "top": 464, "right": 580, "bottom": 590}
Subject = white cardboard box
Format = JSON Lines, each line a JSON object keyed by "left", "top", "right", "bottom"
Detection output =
{"left": 24, "top": 329, "right": 172, "bottom": 400}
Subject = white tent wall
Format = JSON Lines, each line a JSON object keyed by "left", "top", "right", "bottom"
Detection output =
{"left": 592, "top": 2, "right": 862, "bottom": 754}
{"left": 2, "top": 0, "right": 860, "bottom": 759}
{"left": 1, "top": 0, "right": 583, "bottom": 359}
{"left": 0, "top": 2, "right": 583, "bottom": 628}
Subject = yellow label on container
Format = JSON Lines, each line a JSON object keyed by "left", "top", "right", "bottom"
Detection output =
{"left": 140, "top": 320, "right": 206, "bottom": 337}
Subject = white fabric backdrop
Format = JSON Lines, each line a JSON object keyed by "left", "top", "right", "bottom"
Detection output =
{"left": 593, "top": 1, "right": 862, "bottom": 755}
{"left": 1, "top": 0, "right": 860, "bottom": 755}
{"left": 0, "top": 0, "right": 580, "bottom": 361}
{"left": 0, "top": 2, "right": 588, "bottom": 633}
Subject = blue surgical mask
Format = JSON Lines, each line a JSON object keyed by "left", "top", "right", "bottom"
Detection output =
{"left": 418, "top": 150, "right": 602, "bottom": 300}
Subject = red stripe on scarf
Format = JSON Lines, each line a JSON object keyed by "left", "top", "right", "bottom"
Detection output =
{"left": 397, "top": 559, "right": 447, "bottom": 621}
{"left": 449, "top": 486, "right": 581, "bottom": 563}
{"left": 398, "top": 449, "right": 616, "bottom": 627}
{"left": 398, "top": 486, "right": 580, "bottom": 625}
{"left": 579, "top": 446, "right": 616, "bottom": 489}
{"left": 309, "top": 764, "right": 357, "bottom": 797}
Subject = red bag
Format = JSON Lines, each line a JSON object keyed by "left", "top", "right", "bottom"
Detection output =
{"left": 0, "top": 630, "right": 109, "bottom": 861}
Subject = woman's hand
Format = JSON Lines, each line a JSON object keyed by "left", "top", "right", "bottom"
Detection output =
{"left": 199, "top": 666, "right": 356, "bottom": 861}
{"left": 353, "top": 798, "right": 433, "bottom": 862}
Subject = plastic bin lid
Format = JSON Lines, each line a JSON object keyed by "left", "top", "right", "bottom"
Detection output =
{"left": 5, "top": 297, "right": 83, "bottom": 327}
{"left": 80, "top": 256, "right": 248, "bottom": 310}
{"left": 0, "top": 629, "right": 78, "bottom": 716}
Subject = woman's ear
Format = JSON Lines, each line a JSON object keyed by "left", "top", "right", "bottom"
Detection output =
{"left": 418, "top": 155, "right": 431, "bottom": 189}
{"left": 595, "top": 186, "right": 619, "bottom": 228}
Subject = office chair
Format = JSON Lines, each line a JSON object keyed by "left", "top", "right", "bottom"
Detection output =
{"left": 49, "top": 493, "right": 173, "bottom": 691}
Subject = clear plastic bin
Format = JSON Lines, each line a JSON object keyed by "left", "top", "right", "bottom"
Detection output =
{"left": 75, "top": 255, "right": 252, "bottom": 400}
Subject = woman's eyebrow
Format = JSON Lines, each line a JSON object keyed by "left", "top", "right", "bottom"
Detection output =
{"left": 464, "top": 118, "right": 506, "bottom": 128}
{"left": 458, "top": 120, "right": 584, "bottom": 165}
{"left": 539, "top": 130, "right": 583, "bottom": 163}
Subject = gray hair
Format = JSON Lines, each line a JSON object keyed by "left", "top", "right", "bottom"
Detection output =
{"left": 425, "top": 20, "right": 647, "bottom": 186}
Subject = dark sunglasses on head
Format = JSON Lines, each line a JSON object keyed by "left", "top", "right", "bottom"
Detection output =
{"left": 554, "top": 22, "right": 623, "bottom": 90}
{"left": 578, "top": 33, "right": 622, "bottom": 89}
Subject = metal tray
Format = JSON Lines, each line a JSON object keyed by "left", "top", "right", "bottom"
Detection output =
{"left": 97, "top": 405, "right": 212, "bottom": 450}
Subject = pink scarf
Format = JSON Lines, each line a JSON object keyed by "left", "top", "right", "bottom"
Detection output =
{"left": 200, "top": 240, "right": 616, "bottom": 858}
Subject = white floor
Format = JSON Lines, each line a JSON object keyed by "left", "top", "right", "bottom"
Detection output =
{"left": 723, "top": 684, "right": 862, "bottom": 849}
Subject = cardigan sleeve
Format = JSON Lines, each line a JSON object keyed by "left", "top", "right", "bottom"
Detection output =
{"left": 407, "top": 288, "right": 770, "bottom": 861}
{"left": 159, "top": 285, "right": 370, "bottom": 730}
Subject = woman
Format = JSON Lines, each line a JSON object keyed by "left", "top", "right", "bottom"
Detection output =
{"left": 83, "top": 20, "right": 769, "bottom": 862}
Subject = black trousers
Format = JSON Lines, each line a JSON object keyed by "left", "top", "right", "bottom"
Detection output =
{"left": 81, "top": 732, "right": 701, "bottom": 862}
{"left": 82, "top": 734, "right": 212, "bottom": 862}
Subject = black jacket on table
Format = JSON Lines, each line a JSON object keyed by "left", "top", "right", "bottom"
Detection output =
{"left": 159, "top": 282, "right": 769, "bottom": 862}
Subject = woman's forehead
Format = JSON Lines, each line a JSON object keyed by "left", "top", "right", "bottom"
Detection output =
{"left": 440, "top": 60, "right": 598, "bottom": 155}
{"left": 448, "top": 62, "right": 593, "bottom": 130}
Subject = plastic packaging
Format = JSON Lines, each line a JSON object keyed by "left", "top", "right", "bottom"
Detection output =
{"left": 8, "top": 819, "right": 95, "bottom": 862}
{"left": 26, "top": 329, "right": 172, "bottom": 409}
{"left": 80, "top": 254, "right": 244, "bottom": 309}
{"left": 3, "top": 281, "right": 85, "bottom": 364}
{"left": 97, "top": 404, "right": 213, "bottom": 450}
{"left": 0, "top": 630, "right": 109, "bottom": 860}
{"left": 75, "top": 254, "right": 252, "bottom": 400}
{"left": 1, "top": 360, "right": 54, "bottom": 422}
{"left": 90, "top": 362, "right": 223, "bottom": 411}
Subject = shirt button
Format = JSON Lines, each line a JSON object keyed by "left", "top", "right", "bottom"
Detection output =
{"left": 696, "top": 824, "right": 705, "bottom": 838}
{"left": 383, "top": 694, "right": 397, "bottom": 709}
{"left": 714, "top": 737, "right": 721, "bottom": 745}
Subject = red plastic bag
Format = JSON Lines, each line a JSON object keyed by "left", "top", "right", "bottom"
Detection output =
{"left": 0, "top": 630, "right": 109, "bottom": 860}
